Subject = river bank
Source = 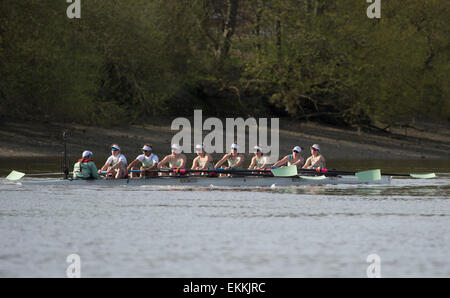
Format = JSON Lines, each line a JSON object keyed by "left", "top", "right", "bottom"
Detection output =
{"left": 0, "top": 119, "right": 449, "bottom": 160}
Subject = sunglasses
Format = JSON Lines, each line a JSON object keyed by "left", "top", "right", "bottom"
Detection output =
{"left": 293, "top": 150, "right": 300, "bottom": 153}
{"left": 111, "top": 148, "right": 119, "bottom": 151}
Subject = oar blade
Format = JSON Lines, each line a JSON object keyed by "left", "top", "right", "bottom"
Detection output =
{"left": 272, "top": 166, "right": 298, "bottom": 177}
{"left": 356, "top": 169, "right": 381, "bottom": 181}
{"left": 410, "top": 173, "right": 436, "bottom": 179}
{"left": 6, "top": 170, "right": 26, "bottom": 181}
{"left": 299, "top": 175, "right": 327, "bottom": 180}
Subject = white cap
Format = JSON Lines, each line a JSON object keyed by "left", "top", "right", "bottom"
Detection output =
{"left": 292, "top": 146, "right": 302, "bottom": 153}
{"left": 231, "top": 143, "right": 239, "bottom": 150}
{"left": 111, "top": 144, "right": 121, "bottom": 151}
{"left": 171, "top": 144, "right": 182, "bottom": 153}
{"left": 311, "top": 144, "right": 320, "bottom": 151}
{"left": 253, "top": 145, "right": 262, "bottom": 152}
{"left": 195, "top": 144, "right": 204, "bottom": 152}
{"left": 82, "top": 151, "right": 93, "bottom": 158}
{"left": 142, "top": 145, "right": 152, "bottom": 151}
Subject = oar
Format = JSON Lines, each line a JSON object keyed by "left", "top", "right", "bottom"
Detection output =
{"left": 409, "top": 173, "right": 436, "bottom": 179}
{"left": 355, "top": 169, "right": 382, "bottom": 181}
{"left": 271, "top": 165, "right": 298, "bottom": 177}
{"left": 299, "top": 168, "right": 436, "bottom": 179}
{"left": 301, "top": 169, "right": 382, "bottom": 181}
{"left": 6, "top": 170, "right": 25, "bottom": 181}
{"left": 5, "top": 170, "right": 70, "bottom": 181}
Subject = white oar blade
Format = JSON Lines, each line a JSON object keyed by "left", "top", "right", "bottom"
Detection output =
{"left": 356, "top": 169, "right": 381, "bottom": 181}
{"left": 410, "top": 173, "right": 436, "bottom": 179}
{"left": 272, "top": 166, "right": 298, "bottom": 177}
{"left": 299, "top": 175, "right": 327, "bottom": 180}
{"left": 6, "top": 171, "right": 26, "bottom": 181}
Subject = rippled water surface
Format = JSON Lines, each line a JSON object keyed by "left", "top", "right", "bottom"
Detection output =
{"left": 1, "top": 160, "right": 450, "bottom": 277}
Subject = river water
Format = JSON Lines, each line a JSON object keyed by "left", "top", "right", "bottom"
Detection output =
{"left": 0, "top": 159, "right": 449, "bottom": 277}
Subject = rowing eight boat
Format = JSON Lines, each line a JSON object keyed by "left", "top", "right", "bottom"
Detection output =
{"left": 6, "top": 175, "right": 392, "bottom": 187}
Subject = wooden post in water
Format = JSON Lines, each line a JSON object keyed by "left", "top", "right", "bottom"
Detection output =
{"left": 62, "top": 131, "right": 69, "bottom": 180}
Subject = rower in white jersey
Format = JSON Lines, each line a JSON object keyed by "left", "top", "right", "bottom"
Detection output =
{"left": 127, "top": 144, "right": 159, "bottom": 178}
{"left": 273, "top": 146, "right": 304, "bottom": 168}
{"left": 98, "top": 144, "right": 128, "bottom": 179}
{"left": 191, "top": 144, "right": 214, "bottom": 175}
{"left": 158, "top": 144, "right": 187, "bottom": 175}
{"left": 303, "top": 144, "right": 326, "bottom": 170}
{"left": 215, "top": 143, "right": 245, "bottom": 170}
{"left": 248, "top": 145, "right": 267, "bottom": 170}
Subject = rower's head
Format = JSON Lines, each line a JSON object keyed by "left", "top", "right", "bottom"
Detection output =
{"left": 171, "top": 144, "right": 182, "bottom": 156}
{"left": 311, "top": 144, "right": 320, "bottom": 155}
{"left": 111, "top": 144, "right": 121, "bottom": 156}
{"left": 230, "top": 143, "right": 239, "bottom": 155}
{"left": 292, "top": 146, "right": 302, "bottom": 157}
{"left": 195, "top": 144, "right": 205, "bottom": 156}
{"left": 82, "top": 151, "right": 93, "bottom": 159}
{"left": 142, "top": 144, "right": 152, "bottom": 156}
{"left": 253, "top": 145, "right": 263, "bottom": 157}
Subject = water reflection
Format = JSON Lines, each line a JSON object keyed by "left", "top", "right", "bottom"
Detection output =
{"left": 131, "top": 181, "right": 450, "bottom": 199}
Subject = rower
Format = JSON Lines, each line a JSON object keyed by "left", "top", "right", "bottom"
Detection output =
{"left": 303, "top": 144, "right": 326, "bottom": 170}
{"left": 73, "top": 151, "right": 101, "bottom": 180}
{"left": 249, "top": 145, "right": 267, "bottom": 169}
{"left": 98, "top": 144, "right": 128, "bottom": 179}
{"left": 273, "top": 146, "right": 304, "bottom": 168}
{"left": 158, "top": 144, "right": 187, "bottom": 174}
{"left": 191, "top": 144, "right": 214, "bottom": 175}
{"left": 127, "top": 144, "right": 159, "bottom": 178}
{"left": 214, "top": 143, "right": 245, "bottom": 174}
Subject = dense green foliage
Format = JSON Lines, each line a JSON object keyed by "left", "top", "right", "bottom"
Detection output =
{"left": 0, "top": 0, "right": 448, "bottom": 127}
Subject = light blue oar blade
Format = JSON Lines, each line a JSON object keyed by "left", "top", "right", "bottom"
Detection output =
{"left": 355, "top": 169, "right": 381, "bottom": 181}
{"left": 272, "top": 165, "right": 298, "bottom": 177}
{"left": 410, "top": 173, "right": 436, "bottom": 179}
{"left": 299, "top": 175, "right": 327, "bottom": 180}
{"left": 6, "top": 170, "right": 26, "bottom": 181}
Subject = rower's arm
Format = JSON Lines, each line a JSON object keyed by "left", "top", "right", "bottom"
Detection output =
{"left": 302, "top": 157, "right": 312, "bottom": 169}
{"left": 273, "top": 156, "right": 288, "bottom": 167}
{"left": 230, "top": 155, "right": 244, "bottom": 168}
{"left": 157, "top": 156, "right": 170, "bottom": 168}
{"left": 214, "top": 154, "right": 229, "bottom": 168}
{"left": 127, "top": 159, "right": 139, "bottom": 170}
{"left": 292, "top": 157, "right": 305, "bottom": 167}
{"left": 248, "top": 157, "right": 257, "bottom": 169}
{"left": 201, "top": 155, "right": 213, "bottom": 170}
{"left": 146, "top": 155, "right": 159, "bottom": 170}
{"left": 110, "top": 161, "right": 123, "bottom": 170}
{"left": 147, "top": 163, "right": 158, "bottom": 170}
{"left": 260, "top": 158, "right": 268, "bottom": 169}
{"left": 178, "top": 155, "right": 187, "bottom": 169}
{"left": 310, "top": 156, "right": 326, "bottom": 169}
{"left": 191, "top": 157, "right": 199, "bottom": 169}
{"left": 99, "top": 162, "right": 109, "bottom": 172}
